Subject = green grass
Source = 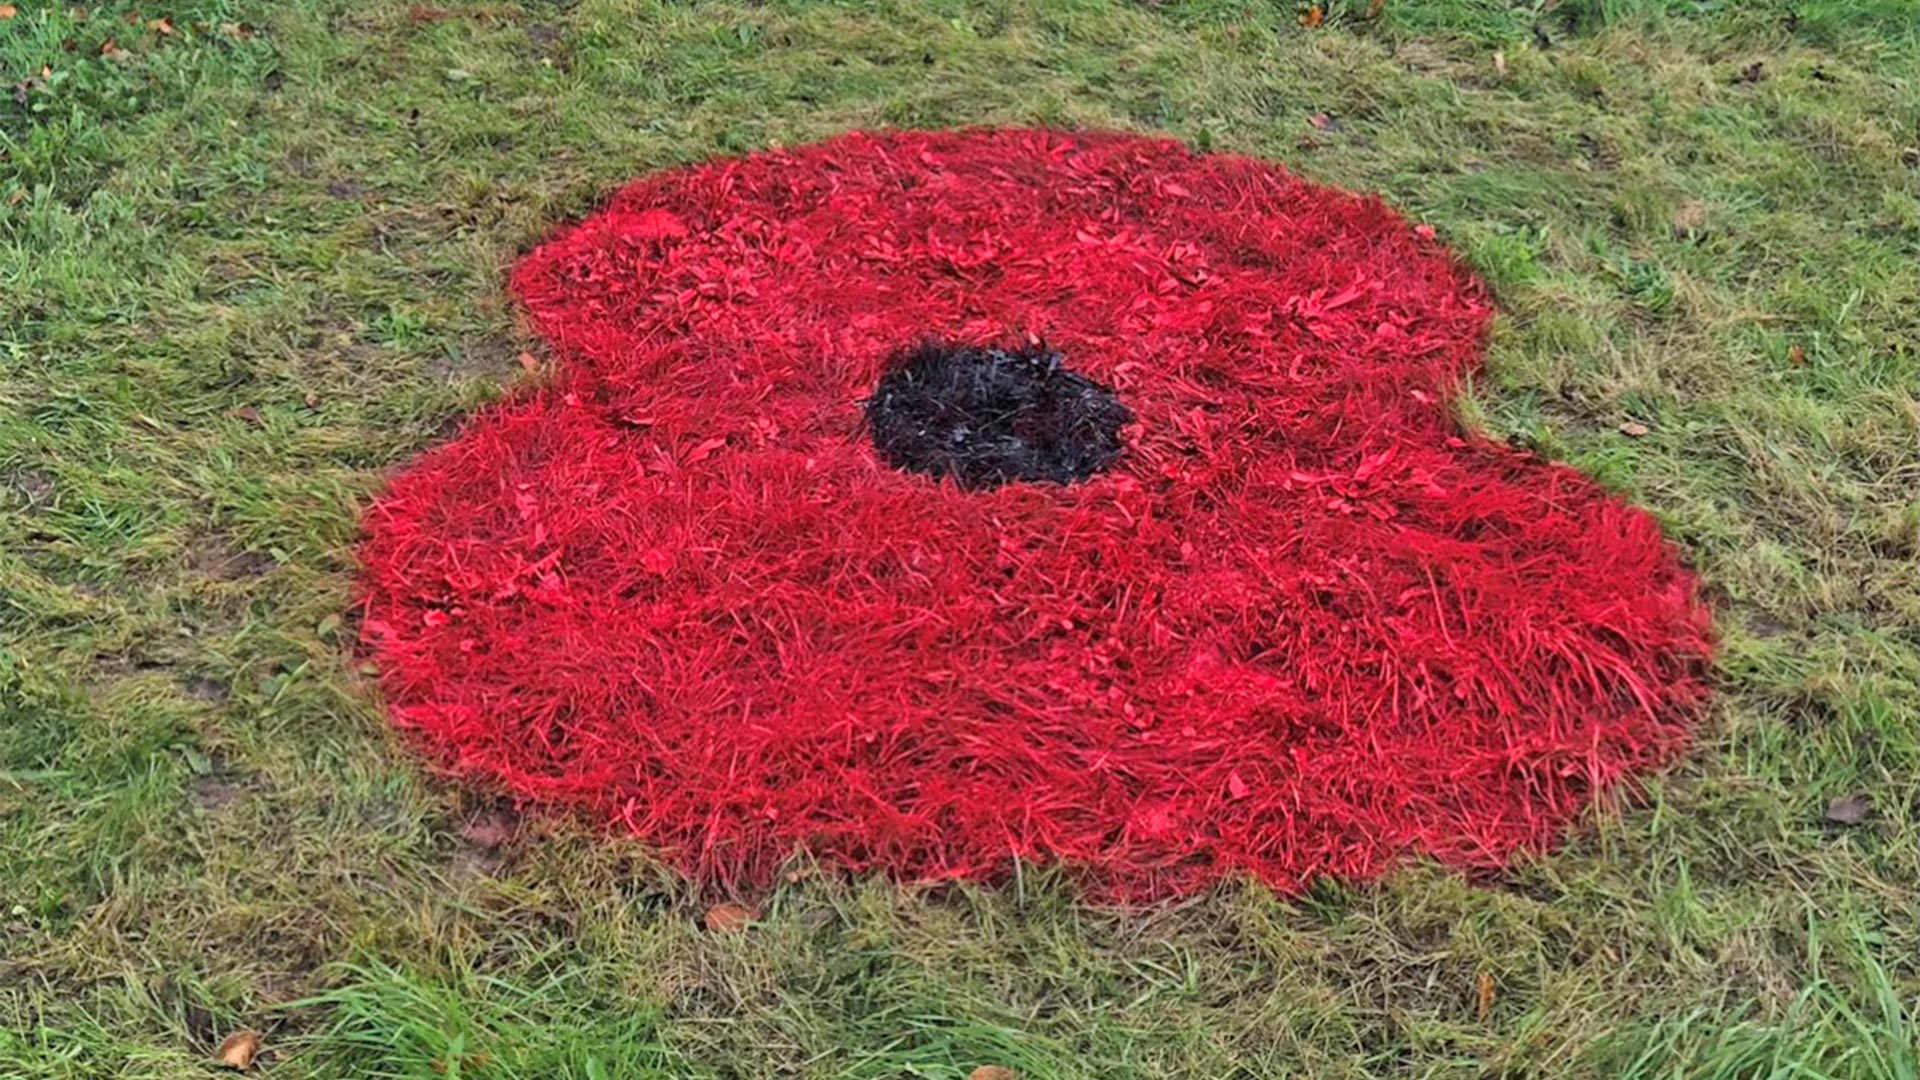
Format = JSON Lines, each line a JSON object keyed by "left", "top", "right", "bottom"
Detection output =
{"left": 3, "top": 0, "right": 1917, "bottom": 1076}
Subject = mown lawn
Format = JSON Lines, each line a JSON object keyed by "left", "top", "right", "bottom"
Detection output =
{"left": 3, "top": 1, "right": 1917, "bottom": 1077}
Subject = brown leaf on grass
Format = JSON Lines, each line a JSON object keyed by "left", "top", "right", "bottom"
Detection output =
{"left": 1671, "top": 199, "right": 1709, "bottom": 236}
{"left": 1618, "top": 420, "right": 1651, "bottom": 437}
{"left": 215, "top": 1030, "right": 262, "bottom": 1071}
{"left": 0, "top": 5, "right": 18, "bottom": 20}
{"left": 1299, "top": 4, "right": 1324, "bottom": 28}
{"left": 1787, "top": 343, "right": 1805, "bottom": 366}
{"left": 1825, "top": 793, "right": 1871, "bottom": 825}
{"left": 302, "top": 391, "right": 321, "bottom": 409}
{"left": 220, "top": 22, "right": 254, "bottom": 39}
{"left": 1308, "top": 112, "right": 1335, "bottom": 131}
{"left": 99, "top": 37, "right": 130, "bottom": 60}
{"left": 1362, "top": 0, "right": 1385, "bottom": 19}
{"left": 409, "top": 4, "right": 457, "bottom": 23}
{"left": 703, "top": 902, "right": 755, "bottom": 933}
{"left": 517, "top": 351, "right": 540, "bottom": 374}
{"left": 230, "top": 406, "right": 264, "bottom": 427}
{"left": 969, "top": 1067, "right": 1020, "bottom": 1080}
{"left": 1475, "top": 970, "right": 1496, "bottom": 1020}
{"left": 1493, "top": 49, "right": 1507, "bottom": 76}
{"left": 149, "top": 17, "right": 174, "bottom": 35}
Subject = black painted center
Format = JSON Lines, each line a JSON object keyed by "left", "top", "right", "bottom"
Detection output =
{"left": 865, "top": 341, "right": 1131, "bottom": 491}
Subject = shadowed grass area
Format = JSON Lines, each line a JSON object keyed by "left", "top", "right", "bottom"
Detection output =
{"left": 3, "top": 1, "right": 1916, "bottom": 1076}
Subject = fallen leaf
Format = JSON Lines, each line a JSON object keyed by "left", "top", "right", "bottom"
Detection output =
{"left": 302, "top": 391, "right": 321, "bottom": 409}
{"left": 1308, "top": 112, "right": 1335, "bottom": 131}
{"left": 6, "top": 188, "right": 24, "bottom": 206}
{"left": 1670, "top": 199, "right": 1709, "bottom": 236}
{"left": 99, "top": 37, "right": 130, "bottom": 60}
{"left": 703, "top": 902, "right": 755, "bottom": 933}
{"left": 1362, "top": 0, "right": 1385, "bottom": 19}
{"left": 148, "top": 17, "right": 173, "bottom": 35}
{"left": 1476, "top": 970, "right": 1496, "bottom": 1020}
{"left": 231, "top": 406, "right": 264, "bottom": 427}
{"left": 1787, "top": 343, "right": 1805, "bottom": 366}
{"left": 517, "top": 350, "right": 540, "bottom": 374}
{"left": 1299, "top": 4, "right": 1324, "bottom": 28}
{"left": 685, "top": 436, "right": 728, "bottom": 464}
{"left": 0, "top": 5, "right": 17, "bottom": 20}
{"left": 1825, "top": 793, "right": 1871, "bottom": 825}
{"left": 1618, "top": 420, "right": 1650, "bottom": 438}
{"left": 215, "top": 1030, "right": 262, "bottom": 1071}
{"left": 1493, "top": 49, "right": 1507, "bottom": 76}
{"left": 1227, "top": 770, "right": 1250, "bottom": 800}
{"left": 220, "top": 22, "right": 253, "bottom": 39}
{"left": 969, "top": 1068, "right": 1019, "bottom": 1080}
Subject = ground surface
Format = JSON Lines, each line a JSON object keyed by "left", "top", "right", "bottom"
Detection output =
{"left": 2, "top": 1, "right": 1916, "bottom": 1077}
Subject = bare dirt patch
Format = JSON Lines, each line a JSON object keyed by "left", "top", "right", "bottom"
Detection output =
{"left": 7, "top": 466, "right": 54, "bottom": 509}
{"left": 186, "top": 533, "right": 277, "bottom": 581}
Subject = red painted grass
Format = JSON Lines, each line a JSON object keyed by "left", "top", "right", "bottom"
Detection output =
{"left": 358, "top": 129, "right": 1712, "bottom": 900}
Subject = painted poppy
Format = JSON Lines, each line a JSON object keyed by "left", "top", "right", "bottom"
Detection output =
{"left": 359, "top": 130, "right": 1711, "bottom": 899}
